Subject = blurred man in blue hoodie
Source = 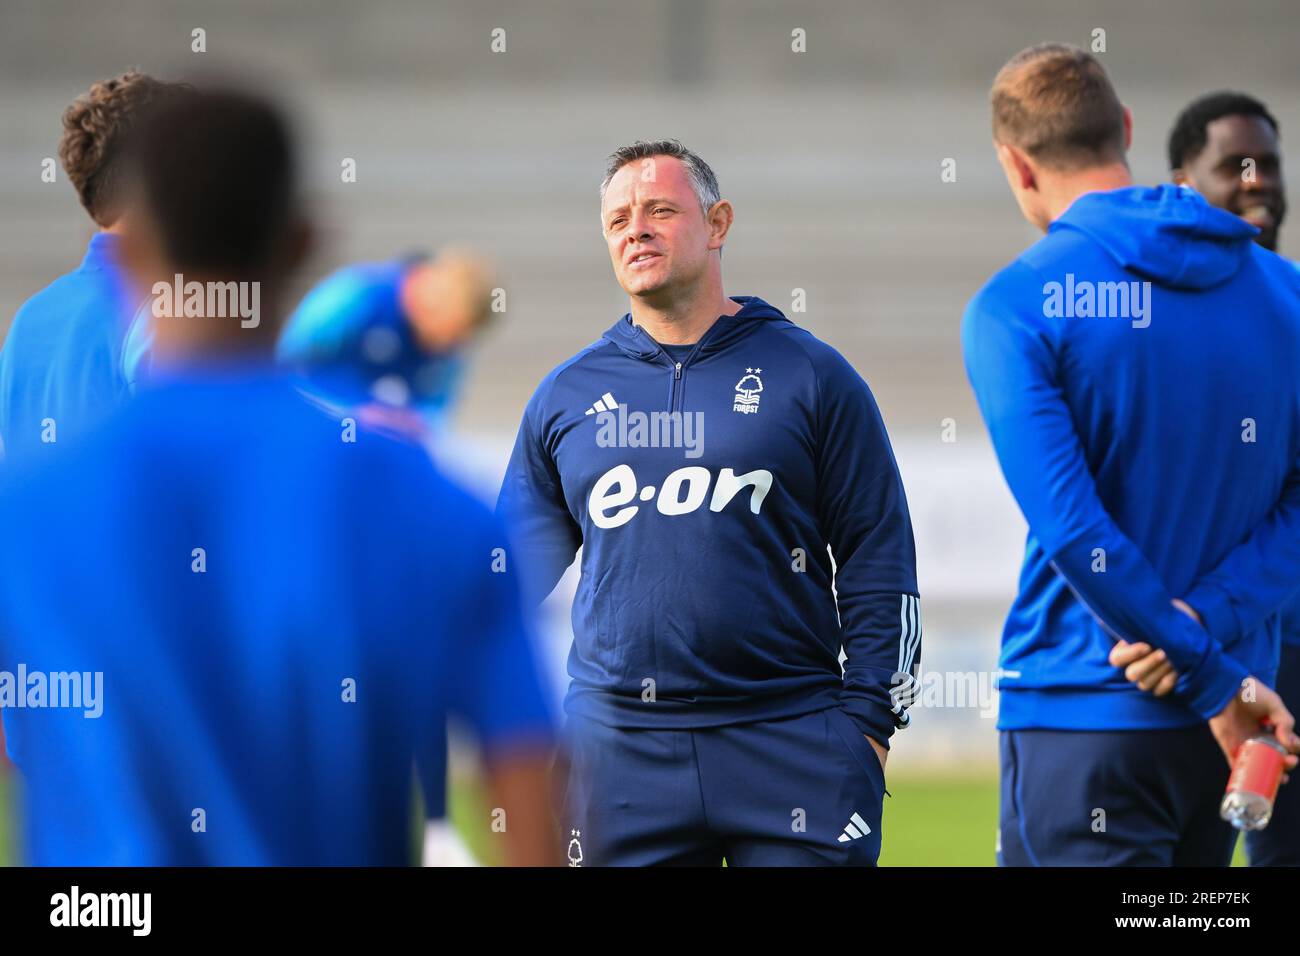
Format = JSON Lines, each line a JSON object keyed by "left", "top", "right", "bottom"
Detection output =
{"left": 0, "top": 88, "right": 557, "bottom": 865}
{"left": 0, "top": 70, "right": 186, "bottom": 776}
{"left": 277, "top": 250, "right": 494, "bottom": 433}
{"left": 1170, "top": 90, "right": 1299, "bottom": 866}
{"left": 964, "top": 44, "right": 1300, "bottom": 866}
{"left": 499, "top": 140, "right": 919, "bottom": 866}
{"left": 275, "top": 249, "right": 499, "bottom": 866}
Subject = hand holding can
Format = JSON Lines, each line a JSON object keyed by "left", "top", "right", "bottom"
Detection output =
{"left": 1221, "top": 733, "right": 1289, "bottom": 831}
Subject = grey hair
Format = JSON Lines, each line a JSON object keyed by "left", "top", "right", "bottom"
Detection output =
{"left": 599, "top": 139, "right": 721, "bottom": 214}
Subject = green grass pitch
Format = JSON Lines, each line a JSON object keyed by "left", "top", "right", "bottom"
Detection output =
{"left": 0, "top": 769, "right": 1245, "bottom": 866}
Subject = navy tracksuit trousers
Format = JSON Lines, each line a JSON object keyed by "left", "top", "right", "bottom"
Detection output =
{"left": 561, "top": 706, "right": 886, "bottom": 866}
{"left": 998, "top": 725, "right": 1236, "bottom": 866}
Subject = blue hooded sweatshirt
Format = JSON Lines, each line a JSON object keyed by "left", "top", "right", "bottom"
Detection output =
{"left": 275, "top": 257, "right": 465, "bottom": 427}
{"left": 0, "top": 233, "right": 137, "bottom": 465}
{"left": 963, "top": 185, "right": 1300, "bottom": 731}
{"left": 498, "top": 296, "right": 920, "bottom": 747}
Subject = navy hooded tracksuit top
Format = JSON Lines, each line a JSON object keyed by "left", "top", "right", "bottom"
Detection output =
{"left": 498, "top": 296, "right": 920, "bottom": 747}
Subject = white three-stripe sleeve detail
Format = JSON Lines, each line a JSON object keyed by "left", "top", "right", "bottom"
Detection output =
{"left": 898, "top": 594, "right": 921, "bottom": 676}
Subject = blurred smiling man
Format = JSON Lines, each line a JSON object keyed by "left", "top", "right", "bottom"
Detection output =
{"left": 499, "top": 140, "right": 920, "bottom": 866}
{"left": 1170, "top": 92, "right": 1286, "bottom": 252}
{"left": 1171, "top": 91, "right": 1300, "bottom": 867}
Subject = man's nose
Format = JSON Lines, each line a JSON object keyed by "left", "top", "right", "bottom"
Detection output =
{"left": 626, "top": 210, "right": 654, "bottom": 241}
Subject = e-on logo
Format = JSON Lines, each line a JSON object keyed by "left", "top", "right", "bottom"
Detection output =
{"left": 589, "top": 464, "right": 773, "bottom": 529}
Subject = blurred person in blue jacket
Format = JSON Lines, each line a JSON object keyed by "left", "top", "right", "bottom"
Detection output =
{"left": 275, "top": 248, "right": 501, "bottom": 865}
{"left": 0, "top": 87, "right": 557, "bottom": 866}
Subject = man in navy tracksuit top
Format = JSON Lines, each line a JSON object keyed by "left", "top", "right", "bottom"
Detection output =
{"left": 498, "top": 140, "right": 920, "bottom": 866}
{"left": 1168, "top": 90, "right": 1300, "bottom": 867}
{"left": 965, "top": 45, "right": 1300, "bottom": 866}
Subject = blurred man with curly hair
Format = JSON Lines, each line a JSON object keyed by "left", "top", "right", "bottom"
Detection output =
{"left": 0, "top": 70, "right": 187, "bottom": 467}
{"left": 0, "top": 69, "right": 188, "bottom": 779}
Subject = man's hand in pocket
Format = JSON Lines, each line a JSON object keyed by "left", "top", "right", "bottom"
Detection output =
{"left": 865, "top": 736, "right": 888, "bottom": 772}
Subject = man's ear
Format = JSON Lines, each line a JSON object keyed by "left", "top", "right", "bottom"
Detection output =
{"left": 1121, "top": 105, "right": 1133, "bottom": 151}
{"left": 997, "top": 142, "right": 1037, "bottom": 191}
{"left": 706, "top": 199, "right": 734, "bottom": 250}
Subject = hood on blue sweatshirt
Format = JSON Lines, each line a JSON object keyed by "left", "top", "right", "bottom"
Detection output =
{"left": 1052, "top": 184, "right": 1260, "bottom": 291}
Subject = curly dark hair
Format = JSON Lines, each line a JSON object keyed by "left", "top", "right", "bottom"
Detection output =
{"left": 59, "top": 69, "right": 189, "bottom": 226}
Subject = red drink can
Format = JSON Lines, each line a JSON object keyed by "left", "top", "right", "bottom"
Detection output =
{"left": 1220, "top": 734, "right": 1288, "bottom": 831}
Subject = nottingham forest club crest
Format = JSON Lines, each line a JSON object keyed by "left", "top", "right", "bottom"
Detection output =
{"left": 733, "top": 368, "right": 763, "bottom": 414}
